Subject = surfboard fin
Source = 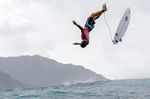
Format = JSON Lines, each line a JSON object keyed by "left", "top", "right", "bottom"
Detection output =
{"left": 115, "top": 33, "right": 118, "bottom": 36}
{"left": 120, "top": 39, "right": 122, "bottom": 42}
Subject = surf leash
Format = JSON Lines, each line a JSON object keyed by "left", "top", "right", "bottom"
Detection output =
{"left": 104, "top": 12, "right": 113, "bottom": 42}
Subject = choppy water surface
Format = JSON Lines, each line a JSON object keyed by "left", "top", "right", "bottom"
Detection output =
{"left": 1, "top": 79, "right": 150, "bottom": 99}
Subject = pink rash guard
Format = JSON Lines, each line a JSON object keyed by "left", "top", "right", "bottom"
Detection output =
{"left": 81, "top": 27, "right": 90, "bottom": 44}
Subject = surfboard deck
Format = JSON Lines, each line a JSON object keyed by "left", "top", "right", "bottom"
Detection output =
{"left": 113, "top": 8, "right": 131, "bottom": 44}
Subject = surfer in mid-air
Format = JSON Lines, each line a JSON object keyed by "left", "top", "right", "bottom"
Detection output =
{"left": 73, "top": 3, "right": 107, "bottom": 48}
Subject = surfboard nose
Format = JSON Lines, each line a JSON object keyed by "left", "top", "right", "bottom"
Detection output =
{"left": 127, "top": 7, "right": 131, "bottom": 13}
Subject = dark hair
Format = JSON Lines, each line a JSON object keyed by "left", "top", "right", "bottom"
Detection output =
{"left": 80, "top": 40, "right": 87, "bottom": 48}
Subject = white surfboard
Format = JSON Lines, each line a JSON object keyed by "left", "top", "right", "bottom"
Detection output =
{"left": 113, "top": 8, "right": 131, "bottom": 44}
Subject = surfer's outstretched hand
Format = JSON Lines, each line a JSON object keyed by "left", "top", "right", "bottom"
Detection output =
{"left": 73, "top": 42, "right": 80, "bottom": 45}
{"left": 72, "top": 20, "right": 77, "bottom": 25}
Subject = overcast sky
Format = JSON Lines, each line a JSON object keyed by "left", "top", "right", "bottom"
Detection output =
{"left": 0, "top": 0, "right": 150, "bottom": 79}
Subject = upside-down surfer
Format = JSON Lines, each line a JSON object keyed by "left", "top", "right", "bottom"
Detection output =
{"left": 73, "top": 3, "right": 107, "bottom": 48}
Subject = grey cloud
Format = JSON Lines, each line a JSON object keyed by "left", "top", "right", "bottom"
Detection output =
{"left": 0, "top": 19, "right": 32, "bottom": 36}
{"left": 0, "top": 1, "right": 33, "bottom": 36}
{"left": 134, "top": 0, "right": 150, "bottom": 14}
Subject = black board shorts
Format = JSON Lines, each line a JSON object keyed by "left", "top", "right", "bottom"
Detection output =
{"left": 84, "top": 17, "right": 95, "bottom": 31}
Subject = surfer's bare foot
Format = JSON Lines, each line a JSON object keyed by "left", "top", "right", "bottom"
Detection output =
{"left": 102, "top": 3, "right": 107, "bottom": 12}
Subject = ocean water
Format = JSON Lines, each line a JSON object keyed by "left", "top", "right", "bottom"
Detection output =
{"left": 1, "top": 79, "right": 150, "bottom": 99}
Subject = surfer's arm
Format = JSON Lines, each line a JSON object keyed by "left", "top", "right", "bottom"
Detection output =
{"left": 73, "top": 42, "right": 81, "bottom": 45}
{"left": 72, "top": 20, "right": 83, "bottom": 31}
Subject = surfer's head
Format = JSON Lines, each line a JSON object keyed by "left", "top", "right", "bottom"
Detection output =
{"left": 80, "top": 40, "right": 88, "bottom": 48}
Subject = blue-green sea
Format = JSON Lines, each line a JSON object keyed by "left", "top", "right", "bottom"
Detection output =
{"left": 1, "top": 79, "right": 150, "bottom": 99}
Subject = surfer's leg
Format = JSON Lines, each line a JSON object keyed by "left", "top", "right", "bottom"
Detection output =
{"left": 90, "top": 3, "right": 107, "bottom": 21}
{"left": 90, "top": 10, "right": 104, "bottom": 21}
